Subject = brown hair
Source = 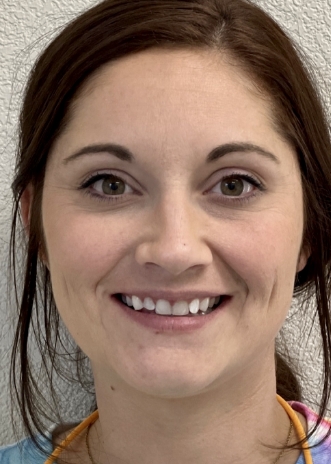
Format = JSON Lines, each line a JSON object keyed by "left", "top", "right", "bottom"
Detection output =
{"left": 9, "top": 0, "right": 331, "bottom": 457}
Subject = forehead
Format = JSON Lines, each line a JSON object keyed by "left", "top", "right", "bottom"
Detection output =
{"left": 71, "top": 47, "right": 266, "bottom": 120}
{"left": 67, "top": 48, "right": 266, "bottom": 114}
{"left": 51, "top": 48, "right": 295, "bottom": 170}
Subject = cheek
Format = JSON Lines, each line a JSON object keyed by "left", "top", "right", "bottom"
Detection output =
{"left": 41, "top": 206, "right": 139, "bottom": 357}
{"left": 213, "top": 209, "right": 303, "bottom": 311}
{"left": 43, "top": 209, "right": 135, "bottom": 281}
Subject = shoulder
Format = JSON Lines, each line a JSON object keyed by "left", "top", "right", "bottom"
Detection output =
{"left": 289, "top": 400, "right": 331, "bottom": 463}
{"left": 0, "top": 433, "right": 53, "bottom": 464}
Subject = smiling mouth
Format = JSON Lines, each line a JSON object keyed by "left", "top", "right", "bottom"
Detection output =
{"left": 114, "top": 294, "right": 229, "bottom": 316}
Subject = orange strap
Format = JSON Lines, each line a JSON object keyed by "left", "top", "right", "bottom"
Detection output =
{"left": 45, "top": 396, "right": 313, "bottom": 463}
{"left": 44, "top": 410, "right": 99, "bottom": 463}
{"left": 277, "top": 394, "right": 313, "bottom": 464}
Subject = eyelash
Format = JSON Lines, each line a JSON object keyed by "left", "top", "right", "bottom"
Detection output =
{"left": 79, "top": 171, "right": 266, "bottom": 206}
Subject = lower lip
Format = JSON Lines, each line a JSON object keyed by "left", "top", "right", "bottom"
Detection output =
{"left": 111, "top": 296, "right": 231, "bottom": 333}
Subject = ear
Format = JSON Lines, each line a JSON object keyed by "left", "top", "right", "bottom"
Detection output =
{"left": 296, "top": 244, "right": 311, "bottom": 273}
{"left": 20, "top": 184, "right": 34, "bottom": 234}
{"left": 20, "top": 184, "right": 49, "bottom": 268}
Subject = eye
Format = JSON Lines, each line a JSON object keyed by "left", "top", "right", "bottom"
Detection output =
{"left": 79, "top": 172, "right": 135, "bottom": 203}
{"left": 209, "top": 171, "right": 265, "bottom": 205}
{"left": 93, "top": 174, "right": 129, "bottom": 195}
{"left": 221, "top": 176, "right": 253, "bottom": 197}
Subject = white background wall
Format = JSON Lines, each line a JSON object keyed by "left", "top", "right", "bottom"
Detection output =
{"left": 0, "top": 0, "right": 330, "bottom": 446}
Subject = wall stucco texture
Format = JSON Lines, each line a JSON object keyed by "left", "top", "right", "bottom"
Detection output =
{"left": 0, "top": 0, "right": 330, "bottom": 446}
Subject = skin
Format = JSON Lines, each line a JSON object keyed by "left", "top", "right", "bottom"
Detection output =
{"left": 22, "top": 48, "right": 310, "bottom": 463}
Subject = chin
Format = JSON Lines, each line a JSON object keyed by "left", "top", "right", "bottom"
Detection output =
{"left": 116, "top": 359, "right": 216, "bottom": 398}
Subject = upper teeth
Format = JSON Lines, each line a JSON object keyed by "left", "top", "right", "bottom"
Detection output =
{"left": 122, "top": 295, "right": 221, "bottom": 315}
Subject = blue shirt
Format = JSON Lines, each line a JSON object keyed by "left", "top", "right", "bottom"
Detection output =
{"left": 0, "top": 432, "right": 53, "bottom": 463}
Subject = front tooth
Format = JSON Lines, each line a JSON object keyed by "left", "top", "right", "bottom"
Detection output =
{"left": 172, "top": 301, "right": 189, "bottom": 316}
{"left": 126, "top": 295, "right": 133, "bottom": 307}
{"left": 143, "top": 297, "right": 155, "bottom": 310}
{"left": 208, "top": 297, "right": 215, "bottom": 308}
{"left": 132, "top": 295, "right": 143, "bottom": 310}
{"left": 189, "top": 299, "right": 199, "bottom": 314}
{"left": 155, "top": 299, "right": 172, "bottom": 315}
{"left": 199, "top": 298, "right": 209, "bottom": 312}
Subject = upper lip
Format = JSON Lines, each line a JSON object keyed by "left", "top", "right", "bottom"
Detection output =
{"left": 113, "top": 291, "right": 230, "bottom": 305}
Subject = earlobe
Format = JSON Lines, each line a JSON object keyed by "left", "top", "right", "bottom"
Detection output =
{"left": 20, "top": 184, "right": 34, "bottom": 234}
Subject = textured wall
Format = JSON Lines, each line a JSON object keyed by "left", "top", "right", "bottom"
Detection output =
{"left": 0, "top": 0, "right": 330, "bottom": 446}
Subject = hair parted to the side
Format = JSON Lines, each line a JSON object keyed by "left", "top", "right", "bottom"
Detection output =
{"left": 8, "top": 0, "right": 331, "bottom": 457}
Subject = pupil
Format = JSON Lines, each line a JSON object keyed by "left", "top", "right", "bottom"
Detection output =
{"left": 222, "top": 178, "right": 243, "bottom": 196}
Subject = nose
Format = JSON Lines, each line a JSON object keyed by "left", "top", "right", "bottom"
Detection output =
{"left": 134, "top": 193, "right": 213, "bottom": 276}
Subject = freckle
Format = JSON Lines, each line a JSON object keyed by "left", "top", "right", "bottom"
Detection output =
{"left": 111, "top": 386, "right": 115, "bottom": 391}
{"left": 154, "top": 331, "right": 160, "bottom": 335}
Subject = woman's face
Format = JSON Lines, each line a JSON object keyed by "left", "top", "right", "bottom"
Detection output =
{"left": 39, "top": 49, "right": 309, "bottom": 397}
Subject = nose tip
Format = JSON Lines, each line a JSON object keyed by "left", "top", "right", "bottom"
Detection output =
{"left": 135, "top": 240, "right": 212, "bottom": 276}
{"left": 134, "top": 227, "right": 213, "bottom": 276}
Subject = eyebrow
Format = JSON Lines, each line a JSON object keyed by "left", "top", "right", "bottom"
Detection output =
{"left": 62, "top": 142, "right": 280, "bottom": 165}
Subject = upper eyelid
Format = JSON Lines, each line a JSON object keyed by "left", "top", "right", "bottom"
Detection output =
{"left": 207, "top": 169, "right": 260, "bottom": 184}
{"left": 81, "top": 167, "right": 261, "bottom": 184}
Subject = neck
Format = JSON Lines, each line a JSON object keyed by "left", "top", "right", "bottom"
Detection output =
{"left": 89, "top": 354, "right": 300, "bottom": 464}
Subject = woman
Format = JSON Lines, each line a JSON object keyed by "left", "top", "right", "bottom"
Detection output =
{"left": 1, "top": 0, "right": 331, "bottom": 462}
